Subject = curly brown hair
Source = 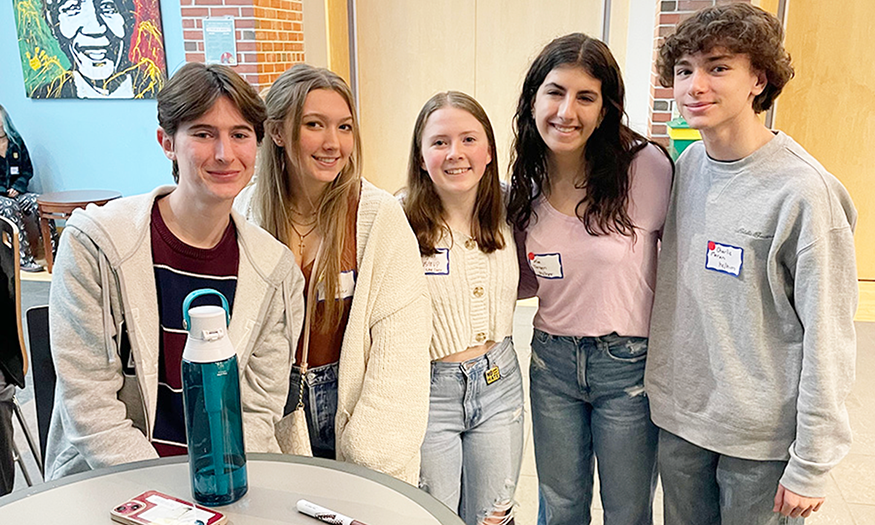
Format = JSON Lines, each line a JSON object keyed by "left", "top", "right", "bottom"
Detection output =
{"left": 657, "top": 3, "right": 794, "bottom": 113}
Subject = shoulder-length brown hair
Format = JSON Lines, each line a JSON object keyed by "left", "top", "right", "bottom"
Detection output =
{"left": 404, "top": 91, "right": 505, "bottom": 256}
{"left": 252, "top": 64, "right": 362, "bottom": 329}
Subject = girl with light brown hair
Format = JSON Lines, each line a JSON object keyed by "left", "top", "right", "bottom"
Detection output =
{"left": 242, "top": 64, "right": 432, "bottom": 484}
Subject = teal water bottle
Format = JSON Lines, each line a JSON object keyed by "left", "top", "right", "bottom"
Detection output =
{"left": 181, "top": 289, "right": 248, "bottom": 506}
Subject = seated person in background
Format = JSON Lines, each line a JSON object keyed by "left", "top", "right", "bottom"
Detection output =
{"left": 0, "top": 104, "right": 58, "bottom": 272}
{"left": 646, "top": 4, "right": 857, "bottom": 523}
{"left": 45, "top": 63, "right": 304, "bottom": 479}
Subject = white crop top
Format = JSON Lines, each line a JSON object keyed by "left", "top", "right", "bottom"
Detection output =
{"left": 421, "top": 222, "right": 518, "bottom": 360}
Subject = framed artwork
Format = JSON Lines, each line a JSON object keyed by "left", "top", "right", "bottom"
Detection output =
{"left": 13, "top": 0, "right": 167, "bottom": 99}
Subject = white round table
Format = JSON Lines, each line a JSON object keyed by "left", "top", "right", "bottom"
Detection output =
{"left": 0, "top": 453, "right": 464, "bottom": 524}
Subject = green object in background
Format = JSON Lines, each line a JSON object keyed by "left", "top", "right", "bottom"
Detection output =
{"left": 667, "top": 117, "right": 702, "bottom": 160}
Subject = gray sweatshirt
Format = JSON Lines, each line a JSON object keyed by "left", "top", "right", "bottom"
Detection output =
{"left": 646, "top": 132, "right": 857, "bottom": 497}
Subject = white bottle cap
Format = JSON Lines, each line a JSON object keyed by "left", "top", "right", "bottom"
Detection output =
{"left": 182, "top": 305, "right": 235, "bottom": 363}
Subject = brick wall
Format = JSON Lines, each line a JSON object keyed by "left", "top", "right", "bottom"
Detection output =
{"left": 180, "top": 0, "right": 304, "bottom": 91}
{"left": 253, "top": 0, "right": 304, "bottom": 88}
{"left": 648, "top": 0, "right": 752, "bottom": 146}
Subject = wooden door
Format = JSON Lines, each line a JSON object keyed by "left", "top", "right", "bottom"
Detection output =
{"left": 354, "top": 0, "right": 601, "bottom": 192}
{"left": 771, "top": 0, "right": 875, "bottom": 279}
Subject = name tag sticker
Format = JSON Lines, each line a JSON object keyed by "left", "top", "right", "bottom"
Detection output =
{"left": 529, "top": 252, "right": 563, "bottom": 279}
{"left": 705, "top": 240, "right": 743, "bottom": 277}
{"left": 10, "top": 166, "right": 19, "bottom": 175}
{"left": 422, "top": 248, "right": 450, "bottom": 275}
{"left": 316, "top": 270, "right": 357, "bottom": 301}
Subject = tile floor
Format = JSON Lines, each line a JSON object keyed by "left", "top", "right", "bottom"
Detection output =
{"left": 6, "top": 284, "right": 875, "bottom": 524}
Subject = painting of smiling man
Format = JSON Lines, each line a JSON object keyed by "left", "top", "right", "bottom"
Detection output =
{"left": 13, "top": 0, "right": 166, "bottom": 99}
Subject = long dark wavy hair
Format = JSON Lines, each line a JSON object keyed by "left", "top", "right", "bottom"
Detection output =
{"left": 404, "top": 91, "right": 505, "bottom": 256}
{"left": 507, "top": 33, "right": 669, "bottom": 236}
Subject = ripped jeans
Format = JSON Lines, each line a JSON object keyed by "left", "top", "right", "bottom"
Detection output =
{"left": 530, "top": 330, "right": 658, "bottom": 525}
{"left": 420, "top": 337, "right": 525, "bottom": 525}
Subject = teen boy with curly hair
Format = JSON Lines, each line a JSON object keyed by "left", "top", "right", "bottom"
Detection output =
{"left": 646, "top": 4, "right": 857, "bottom": 523}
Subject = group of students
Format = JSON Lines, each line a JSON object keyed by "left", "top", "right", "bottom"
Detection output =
{"left": 30, "top": 4, "right": 856, "bottom": 525}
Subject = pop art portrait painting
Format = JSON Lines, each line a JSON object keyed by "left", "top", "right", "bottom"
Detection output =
{"left": 13, "top": 0, "right": 167, "bottom": 99}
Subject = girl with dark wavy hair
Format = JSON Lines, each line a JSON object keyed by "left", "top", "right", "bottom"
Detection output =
{"left": 507, "top": 34, "right": 673, "bottom": 525}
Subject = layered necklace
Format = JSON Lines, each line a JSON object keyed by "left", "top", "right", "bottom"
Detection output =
{"left": 290, "top": 208, "right": 318, "bottom": 254}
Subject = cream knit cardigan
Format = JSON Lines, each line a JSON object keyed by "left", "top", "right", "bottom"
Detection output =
{"left": 239, "top": 180, "right": 432, "bottom": 484}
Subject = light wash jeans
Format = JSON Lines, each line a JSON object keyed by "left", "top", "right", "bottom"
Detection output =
{"left": 658, "top": 429, "right": 804, "bottom": 525}
{"left": 530, "top": 330, "right": 658, "bottom": 525}
{"left": 420, "top": 337, "right": 525, "bottom": 525}
{"left": 287, "top": 362, "right": 339, "bottom": 459}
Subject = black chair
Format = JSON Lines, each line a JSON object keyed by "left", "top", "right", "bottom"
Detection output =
{"left": 25, "top": 305, "right": 53, "bottom": 469}
{"left": 0, "top": 216, "right": 42, "bottom": 485}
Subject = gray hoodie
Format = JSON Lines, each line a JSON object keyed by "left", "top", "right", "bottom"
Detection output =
{"left": 46, "top": 186, "right": 304, "bottom": 479}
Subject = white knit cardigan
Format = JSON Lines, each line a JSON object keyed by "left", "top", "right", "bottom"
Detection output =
{"left": 239, "top": 180, "right": 432, "bottom": 484}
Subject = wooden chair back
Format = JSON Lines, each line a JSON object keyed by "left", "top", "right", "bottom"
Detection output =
{"left": 0, "top": 215, "right": 27, "bottom": 382}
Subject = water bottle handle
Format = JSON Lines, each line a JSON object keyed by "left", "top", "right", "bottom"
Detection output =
{"left": 182, "top": 289, "right": 231, "bottom": 330}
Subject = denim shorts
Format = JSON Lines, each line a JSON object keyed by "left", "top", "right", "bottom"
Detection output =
{"left": 419, "top": 337, "right": 525, "bottom": 525}
{"left": 287, "top": 362, "right": 339, "bottom": 459}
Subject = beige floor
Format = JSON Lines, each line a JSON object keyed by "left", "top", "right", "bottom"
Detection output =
{"left": 513, "top": 295, "right": 875, "bottom": 525}
{"left": 7, "top": 290, "right": 875, "bottom": 523}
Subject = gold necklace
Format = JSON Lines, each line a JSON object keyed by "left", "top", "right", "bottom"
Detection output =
{"left": 290, "top": 220, "right": 318, "bottom": 253}
{"left": 291, "top": 206, "right": 317, "bottom": 221}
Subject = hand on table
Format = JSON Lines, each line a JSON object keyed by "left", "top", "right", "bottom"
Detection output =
{"left": 773, "top": 484, "right": 824, "bottom": 518}
{"left": 8, "top": 189, "right": 19, "bottom": 198}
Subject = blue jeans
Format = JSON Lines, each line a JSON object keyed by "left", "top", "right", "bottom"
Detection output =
{"left": 658, "top": 429, "right": 804, "bottom": 525}
{"left": 419, "top": 338, "right": 525, "bottom": 525}
{"left": 530, "top": 330, "right": 658, "bottom": 525}
{"left": 287, "top": 362, "right": 339, "bottom": 459}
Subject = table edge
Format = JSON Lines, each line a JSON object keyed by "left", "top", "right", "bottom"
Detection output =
{"left": 36, "top": 190, "right": 123, "bottom": 203}
{"left": 0, "top": 453, "right": 463, "bottom": 524}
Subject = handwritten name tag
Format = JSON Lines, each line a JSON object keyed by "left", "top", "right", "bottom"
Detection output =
{"left": 529, "top": 252, "right": 563, "bottom": 279}
{"left": 10, "top": 166, "right": 19, "bottom": 175}
{"left": 705, "top": 240, "right": 743, "bottom": 277}
{"left": 422, "top": 248, "right": 450, "bottom": 275}
{"left": 316, "top": 270, "right": 357, "bottom": 301}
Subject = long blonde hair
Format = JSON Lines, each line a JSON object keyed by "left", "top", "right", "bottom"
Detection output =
{"left": 253, "top": 64, "right": 363, "bottom": 329}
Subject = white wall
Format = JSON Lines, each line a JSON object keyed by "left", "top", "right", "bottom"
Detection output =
{"left": 303, "top": 0, "right": 329, "bottom": 69}
{"left": 623, "top": 0, "right": 658, "bottom": 136}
